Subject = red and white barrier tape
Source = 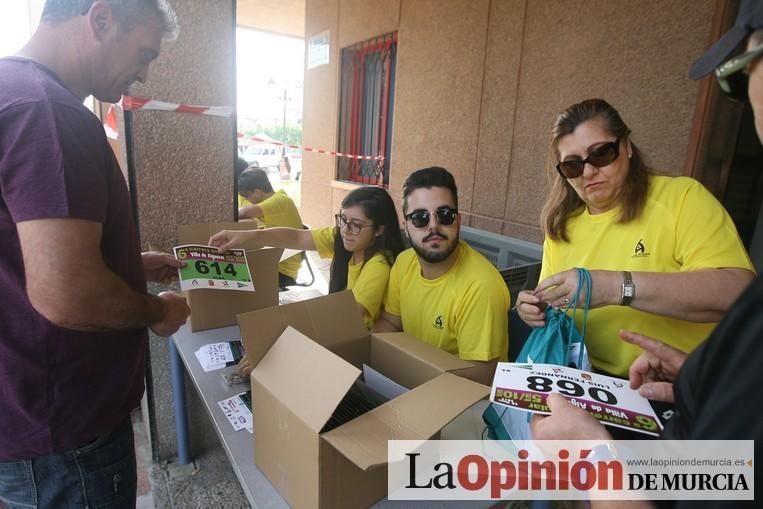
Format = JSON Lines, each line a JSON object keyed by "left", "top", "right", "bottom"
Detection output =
{"left": 236, "top": 133, "right": 384, "bottom": 161}
{"left": 105, "top": 97, "right": 384, "bottom": 161}
{"left": 104, "top": 104, "right": 118, "bottom": 140}
{"left": 122, "top": 96, "right": 234, "bottom": 118}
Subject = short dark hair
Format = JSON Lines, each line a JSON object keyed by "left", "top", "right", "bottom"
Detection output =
{"left": 41, "top": 0, "right": 178, "bottom": 38}
{"left": 235, "top": 157, "right": 250, "bottom": 179}
{"left": 402, "top": 166, "right": 458, "bottom": 213}
{"left": 238, "top": 168, "right": 273, "bottom": 195}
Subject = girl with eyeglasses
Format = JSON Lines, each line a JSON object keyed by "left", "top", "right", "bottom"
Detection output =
{"left": 515, "top": 98, "right": 755, "bottom": 382}
{"left": 209, "top": 186, "right": 405, "bottom": 330}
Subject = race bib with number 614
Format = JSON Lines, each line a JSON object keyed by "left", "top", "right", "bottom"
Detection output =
{"left": 174, "top": 244, "right": 254, "bottom": 292}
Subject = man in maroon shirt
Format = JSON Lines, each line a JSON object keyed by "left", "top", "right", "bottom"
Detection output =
{"left": 0, "top": 1, "right": 190, "bottom": 507}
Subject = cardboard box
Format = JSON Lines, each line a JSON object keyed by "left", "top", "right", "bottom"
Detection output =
{"left": 178, "top": 223, "right": 282, "bottom": 331}
{"left": 238, "top": 291, "right": 490, "bottom": 509}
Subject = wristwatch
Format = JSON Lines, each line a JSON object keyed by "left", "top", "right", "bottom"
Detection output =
{"left": 620, "top": 271, "right": 635, "bottom": 306}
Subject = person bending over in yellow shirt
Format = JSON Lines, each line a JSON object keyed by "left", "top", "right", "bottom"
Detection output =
{"left": 375, "top": 167, "right": 510, "bottom": 386}
{"left": 515, "top": 99, "right": 755, "bottom": 378}
{"left": 235, "top": 156, "right": 252, "bottom": 209}
{"left": 210, "top": 186, "right": 405, "bottom": 332}
{"left": 236, "top": 167, "right": 304, "bottom": 289}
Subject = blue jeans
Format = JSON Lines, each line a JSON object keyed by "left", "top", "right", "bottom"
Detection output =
{"left": 0, "top": 417, "right": 137, "bottom": 509}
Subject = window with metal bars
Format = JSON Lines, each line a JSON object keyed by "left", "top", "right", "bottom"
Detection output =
{"left": 336, "top": 32, "right": 397, "bottom": 186}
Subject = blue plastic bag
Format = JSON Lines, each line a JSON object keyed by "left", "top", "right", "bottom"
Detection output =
{"left": 483, "top": 267, "right": 593, "bottom": 441}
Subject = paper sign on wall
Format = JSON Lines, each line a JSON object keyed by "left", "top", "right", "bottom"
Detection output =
{"left": 308, "top": 30, "right": 330, "bottom": 69}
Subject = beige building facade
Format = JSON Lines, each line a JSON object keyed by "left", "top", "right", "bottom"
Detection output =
{"left": 300, "top": 0, "right": 720, "bottom": 244}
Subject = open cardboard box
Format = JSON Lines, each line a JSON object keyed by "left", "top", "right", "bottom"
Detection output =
{"left": 177, "top": 223, "right": 282, "bottom": 331}
{"left": 238, "top": 290, "right": 490, "bottom": 509}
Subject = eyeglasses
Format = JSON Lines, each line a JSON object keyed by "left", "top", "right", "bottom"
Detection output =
{"left": 335, "top": 214, "right": 374, "bottom": 235}
{"left": 555, "top": 136, "right": 622, "bottom": 179}
{"left": 715, "top": 44, "right": 763, "bottom": 102}
{"left": 404, "top": 206, "right": 458, "bottom": 228}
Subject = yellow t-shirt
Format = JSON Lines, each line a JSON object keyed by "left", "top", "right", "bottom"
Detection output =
{"left": 258, "top": 190, "right": 304, "bottom": 279}
{"left": 238, "top": 194, "right": 253, "bottom": 209}
{"left": 541, "top": 175, "right": 754, "bottom": 376}
{"left": 310, "top": 226, "right": 392, "bottom": 329}
{"left": 384, "top": 241, "right": 510, "bottom": 361}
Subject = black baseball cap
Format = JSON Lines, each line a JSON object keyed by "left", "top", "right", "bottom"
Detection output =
{"left": 689, "top": 0, "right": 763, "bottom": 80}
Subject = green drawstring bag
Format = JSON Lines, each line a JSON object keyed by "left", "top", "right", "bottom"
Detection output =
{"left": 483, "top": 267, "right": 593, "bottom": 441}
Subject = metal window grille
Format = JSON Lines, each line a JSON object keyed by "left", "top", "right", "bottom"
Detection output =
{"left": 337, "top": 32, "right": 397, "bottom": 186}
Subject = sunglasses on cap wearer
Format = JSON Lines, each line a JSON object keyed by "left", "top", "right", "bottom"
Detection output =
{"left": 715, "top": 44, "right": 763, "bottom": 101}
{"left": 404, "top": 206, "right": 458, "bottom": 229}
{"left": 555, "top": 135, "right": 623, "bottom": 179}
{"left": 335, "top": 213, "right": 374, "bottom": 235}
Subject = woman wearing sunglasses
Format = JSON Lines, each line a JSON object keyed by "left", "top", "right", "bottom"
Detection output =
{"left": 515, "top": 98, "right": 755, "bottom": 379}
{"left": 209, "top": 186, "right": 405, "bottom": 330}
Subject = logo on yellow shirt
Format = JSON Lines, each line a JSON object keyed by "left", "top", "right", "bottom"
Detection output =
{"left": 433, "top": 315, "right": 444, "bottom": 330}
{"left": 632, "top": 238, "right": 651, "bottom": 258}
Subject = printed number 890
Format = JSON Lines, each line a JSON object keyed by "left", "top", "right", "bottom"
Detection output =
{"left": 526, "top": 376, "right": 618, "bottom": 405}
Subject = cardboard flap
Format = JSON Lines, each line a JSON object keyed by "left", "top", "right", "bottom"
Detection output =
{"left": 252, "top": 326, "right": 361, "bottom": 433}
{"left": 280, "top": 248, "right": 303, "bottom": 262}
{"left": 371, "top": 333, "right": 474, "bottom": 372}
{"left": 322, "top": 373, "right": 488, "bottom": 470}
{"left": 238, "top": 290, "right": 368, "bottom": 367}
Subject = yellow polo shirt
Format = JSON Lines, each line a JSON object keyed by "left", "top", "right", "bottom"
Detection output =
{"left": 258, "top": 190, "right": 304, "bottom": 279}
{"left": 238, "top": 194, "right": 253, "bottom": 209}
{"left": 384, "top": 241, "right": 510, "bottom": 361}
{"left": 311, "top": 226, "right": 392, "bottom": 329}
{"left": 541, "top": 175, "right": 754, "bottom": 376}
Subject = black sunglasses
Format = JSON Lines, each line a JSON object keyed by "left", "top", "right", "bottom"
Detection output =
{"left": 404, "top": 206, "right": 458, "bottom": 228}
{"left": 556, "top": 136, "right": 622, "bottom": 179}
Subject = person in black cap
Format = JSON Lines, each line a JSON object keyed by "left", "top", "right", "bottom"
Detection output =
{"left": 690, "top": 0, "right": 763, "bottom": 138}
{"left": 530, "top": 0, "right": 763, "bottom": 492}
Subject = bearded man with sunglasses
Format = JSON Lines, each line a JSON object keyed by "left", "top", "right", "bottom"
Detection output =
{"left": 532, "top": 0, "right": 763, "bottom": 496}
{"left": 376, "top": 167, "right": 509, "bottom": 386}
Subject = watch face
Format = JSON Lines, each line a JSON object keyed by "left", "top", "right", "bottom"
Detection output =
{"left": 624, "top": 286, "right": 635, "bottom": 297}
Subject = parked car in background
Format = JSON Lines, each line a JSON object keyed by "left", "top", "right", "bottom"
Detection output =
{"left": 242, "top": 144, "right": 281, "bottom": 169}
